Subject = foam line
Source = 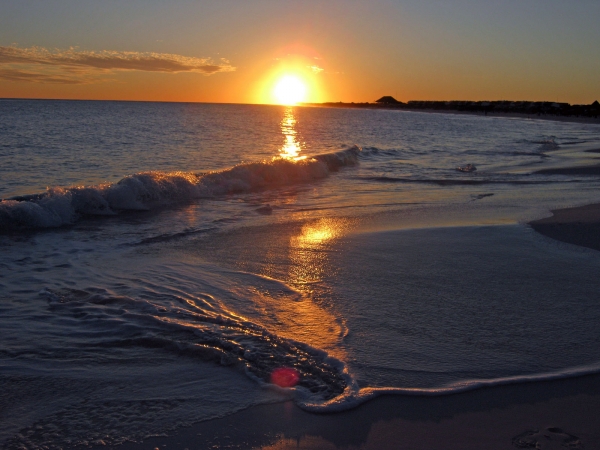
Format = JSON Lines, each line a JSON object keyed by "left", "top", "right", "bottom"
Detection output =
{"left": 0, "top": 146, "right": 360, "bottom": 230}
{"left": 299, "top": 362, "right": 600, "bottom": 412}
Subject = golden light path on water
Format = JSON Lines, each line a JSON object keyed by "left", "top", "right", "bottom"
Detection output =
{"left": 279, "top": 107, "right": 306, "bottom": 161}
{"left": 249, "top": 216, "right": 352, "bottom": 357}
{"left": 242, "top": 111, "right": 353, "bottom": 356}
{"left": 289, "top": 218, "right": 347, "bottom": 288}
{"left": 280, "top": 218, "right": 352, "bottom": 355}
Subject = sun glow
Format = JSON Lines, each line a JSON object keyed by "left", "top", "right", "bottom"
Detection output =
{"left": 250, "top": 53, "right": 325, "bottom": 104}
{"left": 273, "top": 76, "right": 307, "bottom": 105}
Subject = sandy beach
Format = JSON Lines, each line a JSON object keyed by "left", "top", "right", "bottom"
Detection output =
{"left": 95, "top": 373, "right": 600, "bottom": 450}
{"left": 530, "top": 201, "right": 600, "bottom": 252}
{"left": 87, "top": 203, "right": 600, "bottom": 450}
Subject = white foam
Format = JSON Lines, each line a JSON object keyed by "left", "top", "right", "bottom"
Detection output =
{"left": 297, "top": 362, "right": 600, "bottom": 413}
{"left": 0, "top": 146, "right": 361, "bottom": 230}
{"left": 0, "top": 190, "right": 76, "bottom": 228}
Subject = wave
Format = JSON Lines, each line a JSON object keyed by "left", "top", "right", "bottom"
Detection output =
{"left": 0, "top": 146, "right": 360, "bottom": 231}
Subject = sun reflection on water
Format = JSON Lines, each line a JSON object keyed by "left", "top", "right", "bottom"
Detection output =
{"left": 289, "top": 218, "right": 349, "bottom": 288}
{"left": 244, "top": 218, "right": 353, "bottom": 357}
{"left": 279, "top": 107, "right": 306, "bottom": 161}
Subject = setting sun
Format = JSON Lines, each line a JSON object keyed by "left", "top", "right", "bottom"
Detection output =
{"left": 273, "top": 75, "right": 307, "bottom": 105}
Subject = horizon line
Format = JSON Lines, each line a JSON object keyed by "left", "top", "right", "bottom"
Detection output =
{"left": 1, "top": 97, "right": 598, "bottom": 106}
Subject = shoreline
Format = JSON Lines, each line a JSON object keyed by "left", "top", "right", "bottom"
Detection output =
{"left": 305, "top": 103, "right": 600, "bottom": 125}
{"left": 529, "top": 201, "right": 600, "bottom": 252}
{"left": 3, "top": 98, "right": 600, "bottom": 125}
{"left": 91, "top": 209, "right": 600, "bottom": 450}
{"left": 96, "top": 372, "right": 600, "bottom": 450}
{"left": 409, "top": 108, "right": 600, "bottom": 125}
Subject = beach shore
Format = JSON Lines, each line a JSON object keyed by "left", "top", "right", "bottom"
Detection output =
{"left": 96, "top": 373, "right": 600, "bottom": 450}
{"left": 88, "top": 209, "right": 600, "bottom": 450}
{"left": 308, "top": 103, "right": 600, "bottom": 125}
{"left": 41, "top": 100, "right": 598, "bottom": 450}
{"left": 529, "top": 201, "right": 600, "bottom": 252}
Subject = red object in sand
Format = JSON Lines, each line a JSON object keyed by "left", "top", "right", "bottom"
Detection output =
{"left": 270, "top": 367, "right": 300, "bottom": 387}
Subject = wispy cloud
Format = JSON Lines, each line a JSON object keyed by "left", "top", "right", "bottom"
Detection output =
{"left": 0, "top": 68, "right": 87, "bottom": 84}
{"left": 308, "top": 65, "right": 324, "bottom": 74}
{"left": 0, "top": 45, "right": 235, "bottom": 84}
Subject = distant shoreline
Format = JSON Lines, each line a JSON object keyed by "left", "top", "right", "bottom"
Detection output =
{"left": 3, "top": 97, "right": 600, "bottom": 125}
{"left": 408, "top": 108, "right": 600, "bottom": 125}
{"left": 529, "top": 201, "right": 600, "bottom": 252}
{"left": 304, "top": 101, "right": 600, "bottom": 125}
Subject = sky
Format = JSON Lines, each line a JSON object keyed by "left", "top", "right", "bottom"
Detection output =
{"left": 1, "top": 0, "right": 598, "bottom": 104}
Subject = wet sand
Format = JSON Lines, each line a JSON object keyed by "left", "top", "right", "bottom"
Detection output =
{"left": 96, "top": 373, "right": 600, "bottom": 449}
{"left": 529, "top": 201, "right": 600, "bottom": 252}
{"left": 84, "top": 192, "right": 600, "bottom": 450}
{"left": 88, "top": 204, "right": 600, "bottom": 450}
{"left": 92, "top": 204, "right": 600, "bottom": 449}
{"left": 534, "top": 165, "right": 600, "bottom": 176}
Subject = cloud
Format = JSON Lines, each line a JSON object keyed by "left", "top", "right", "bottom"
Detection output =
{"left": 0, "top": 68, "right": 87, "bottom": 84}
{"left": 0, "top": 45, "right": 235, "bottom": 84}
{"left": 308, "top": 65, "right": 324, "bottom": 74}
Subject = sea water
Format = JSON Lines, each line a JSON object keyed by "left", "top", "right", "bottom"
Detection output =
{"left": 2, "top": 100, "right": 600, "bottom": 448}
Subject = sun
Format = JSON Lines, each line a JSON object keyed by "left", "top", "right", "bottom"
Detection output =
{"left": 273, "top": 75, "right": 307, "bottom": 105}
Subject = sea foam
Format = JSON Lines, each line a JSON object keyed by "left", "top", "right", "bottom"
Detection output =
{"left": 0, "top": 146, "right": 360, "bottom": 230}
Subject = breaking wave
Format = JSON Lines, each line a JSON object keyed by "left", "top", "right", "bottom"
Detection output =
{"left": 0, "top": 146, "right": 360, "bottom": 230}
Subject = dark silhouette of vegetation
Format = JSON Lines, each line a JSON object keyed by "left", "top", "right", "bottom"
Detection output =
{"left": 375, "top": 96, "right": 401, "bottom": 104}
{"left": 318, "top": 98, "right": 600, "bottom": 119}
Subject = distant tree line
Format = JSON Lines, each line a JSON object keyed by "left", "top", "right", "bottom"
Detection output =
{"left": 403, "top": 99, "right": 600, "bottom": 118}
{"left": 321, "top": 97, "right": 600, "bottom": 118}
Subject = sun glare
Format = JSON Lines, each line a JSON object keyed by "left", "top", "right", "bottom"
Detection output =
{"left": 273, "top": 76, "right": 307, "bottom": 105}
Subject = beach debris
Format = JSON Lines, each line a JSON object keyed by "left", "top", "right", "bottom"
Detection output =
{"left": 456, "top": 164, "right": 477, "bottom": 172}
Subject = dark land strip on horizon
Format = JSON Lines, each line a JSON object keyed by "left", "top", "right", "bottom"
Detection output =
{"left": 306, "top": 97, "right": 600, "bottom": 122}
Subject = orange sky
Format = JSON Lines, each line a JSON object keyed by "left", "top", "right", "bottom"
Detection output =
{"left": 1, "top": 1, "right": 599, "bottom": 104}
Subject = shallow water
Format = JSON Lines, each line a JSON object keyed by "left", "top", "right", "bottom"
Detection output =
{"left": 2, "top": 100, "right": 600, "bottom": 448}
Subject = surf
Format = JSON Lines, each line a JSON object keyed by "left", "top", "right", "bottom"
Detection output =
{"left": 0, "top": 146, "right": 360, "bottom": 231}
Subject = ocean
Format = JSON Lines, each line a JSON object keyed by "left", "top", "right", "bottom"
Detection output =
{"left": 1, "top": 99, "right": 600, "bottom": 449}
